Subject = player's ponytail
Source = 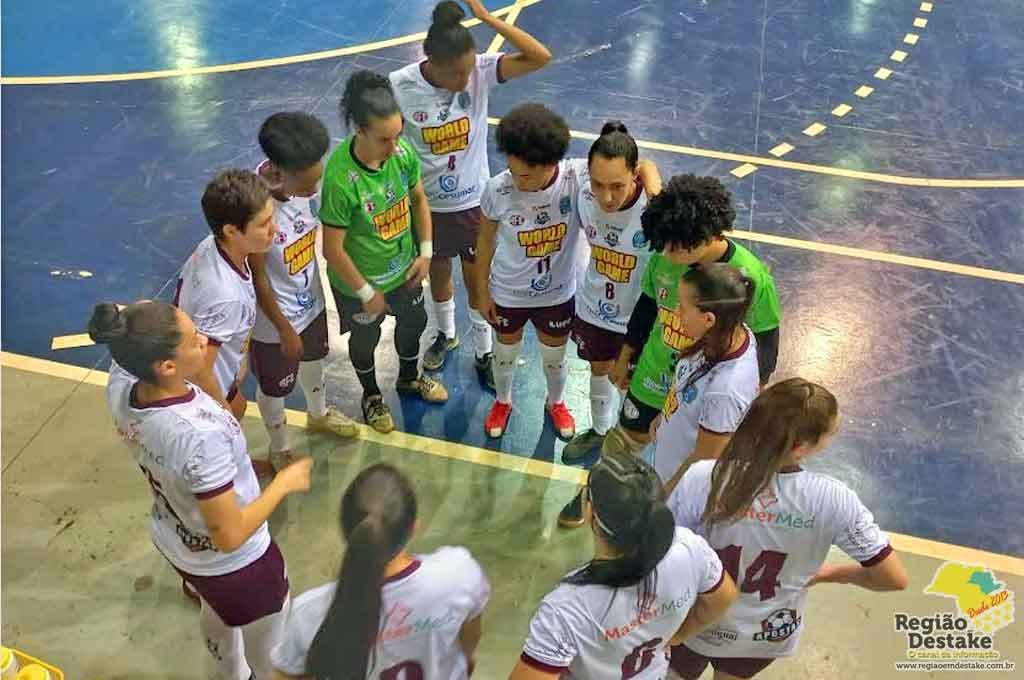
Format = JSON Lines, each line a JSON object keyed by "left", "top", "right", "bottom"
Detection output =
{"left": 588, "top": 120, "right": 639, "bottom": 171}
{"left": 423, "top": 1, "right": 475, "bottom": 63}
{"left": 703, "top": 379, "right": 838, "bottom": 527}
{"left": 340, "top": 70, "right": 400, "bottom": 131}
{"left": 306, "top": 464, "right": 418, "bottom": 680}
{"left": 564, "top": 451, "right": 674, "bottom": 609}
{"left": 87, "top": 301, "right": 181, "bottom": 383}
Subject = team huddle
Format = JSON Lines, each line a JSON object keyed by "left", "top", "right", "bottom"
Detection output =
{"left": 88, "top": 2, "right": 910, "bottom": 679}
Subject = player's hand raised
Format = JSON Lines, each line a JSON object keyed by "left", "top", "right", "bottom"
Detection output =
{"left": 275, "top": 456, "right": 314, "bottom": 495}
{"left": 464, "top": 0, "right": 490, "bottom": 20}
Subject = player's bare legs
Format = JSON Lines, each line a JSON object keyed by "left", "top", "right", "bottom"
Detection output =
{"left": 460, "top": 255, "right": 494, "bottom": 389}
{"left": 537, "top": 329, "right": 574, "bottom": 439}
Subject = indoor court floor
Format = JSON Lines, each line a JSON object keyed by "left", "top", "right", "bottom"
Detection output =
{"left": 2, "top": 0, "right": 1023, "bottom": 677}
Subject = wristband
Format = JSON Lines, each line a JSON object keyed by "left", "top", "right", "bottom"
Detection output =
{"left": 355, "top": 283, "right": 375, "bottom": 303}
{"left": 419, "top": 240, "right": 433, "bottom": 259}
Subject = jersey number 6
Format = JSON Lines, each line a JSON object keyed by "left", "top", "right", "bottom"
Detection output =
{"left": 380, "top": 660, "right": 424, "bottom": 680}
{"left": 621, "top": 637, "right": 663, "bottom": 679}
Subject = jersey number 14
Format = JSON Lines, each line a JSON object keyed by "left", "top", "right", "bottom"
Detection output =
{"left": 716, "top": 545, "right": 789, "bottom": 601}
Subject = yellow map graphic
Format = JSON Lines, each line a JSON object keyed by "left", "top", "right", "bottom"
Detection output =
{"left": 925, "top": 562, "right": 1015, "bottom": 635}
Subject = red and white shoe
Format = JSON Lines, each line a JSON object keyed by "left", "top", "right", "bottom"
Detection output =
{"left": 485, "top": 401, "right": 513, "bottom": 438}
{"left": 547, "top": 401, "right": 576, "bottom": 440}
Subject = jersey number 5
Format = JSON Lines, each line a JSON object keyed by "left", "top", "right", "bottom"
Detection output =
{"left": 716, "top": 545, "right": 788, "bottom": 601}
{"left": 621, "top": 637, "right": 663, "bottom": 679}
{"left": 380, "top": 660, "right": 423, "bottom": 680}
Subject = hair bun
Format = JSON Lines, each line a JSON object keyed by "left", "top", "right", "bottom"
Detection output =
{"left": 88, "top": 303, "right": 128, "bottom": 344}
{"left": 600, "top": 120, "right": 629, "bottom": 136}
{"left": 432, "top": 1, "right": 466, "bottom": 29}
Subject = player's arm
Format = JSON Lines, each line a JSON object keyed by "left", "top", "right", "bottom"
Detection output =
{"left": 465, "top": 0, "right": 552, "bottom": 81}
{"left": 611, "top": 292, "right": 658, "bottom": 389}
{"left": 251, "top": 252, "right": 303, "bottom": 359}
{"left": 405, "top": 179, "right": 433, "bottom": 288}
{"left": 670, "top": 572, "right": 739, "bottom": 645}
{"left": 321, "top": 224, "right": 387, "bottom": 314}
{"left": 474, "top": 215, "right": 500, "bottom": 323}
{"left": 458, "top": 615, "right": 484, "bottom": 674}
{"left": 193, "top": 342, "right": 228, "bottom": 406}
{"left": 664, "top": 428, "right": 733, "bottom": 494}
{"left": 508, "top": 662, "right": 560, "bottom": 680}
{"left": 753, "top": 326, "right": 780, "bottom": 386}
{"left": 197, "top": 457, "right": 313, "bottom": 552}
{"left": 810, "top": 552, "right": 909, "bottom": 591}
{"left": 637, "top": 159, "right": 662, "bottom": 196}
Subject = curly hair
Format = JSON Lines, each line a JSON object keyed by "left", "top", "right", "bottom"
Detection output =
{"left": 496, "top": 103, "right": 570, "bottom": 166}
{"left": 640, "top": 174, "right": 736, "bottom": 251}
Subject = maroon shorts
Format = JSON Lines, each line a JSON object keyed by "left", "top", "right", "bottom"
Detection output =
{"left": 494, "top": 297, "right": 575, "bottom": 338}
{"left": 176, "top": 541, "right": 289, "bottom": 627}
{"left": 571, "top": 317, "right": 626, "bottom": 363}
{"left": 669, "top": 644, "right": 775, "bottom": 679}
{"left": 432, "top": 207, "right": 482, "bottom": 261}
{"left": 249, "top": 311, "right": 329, "bottom": 397}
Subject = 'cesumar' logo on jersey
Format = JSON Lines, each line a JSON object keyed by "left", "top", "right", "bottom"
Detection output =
{"left": 373, "top": 196, "right": 411, "bottom": 241}
{"left": 422, "top": 117, "right": 470, "bottom": 154}
{"left": 591, "top": 245, "right": 638, "bottom": 283}
{"left": 518, "top": 222, "right": 568, "bottom": 258}
{"left": 658, "top": 306, "right": 696, "bottom": 352}
{"left": 284, "top": 230, "right": 316, "bottom": 275}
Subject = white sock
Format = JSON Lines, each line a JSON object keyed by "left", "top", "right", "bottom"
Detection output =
{"left": 590, "top": 374, "right": 617, "bottom": 435}
{"left": 298, "top": 359, "right": 327, "bottom": 418}
{"left": 255, "top": 386, "right": 290, "bottom": 454}
{"left": 540, "top": 343, "right": 568, "bottom": 405}
{"left": 468, "top": 307, "right": 493, "bottom": 357}
{"left": 435, "top": 297, "right": 456, "bottom": 339}
{"left": 199, "top": 598, "right": 250, "bottom": 680}
{"left": 493, "top": 339, "right": 522, "bottom": 403}
{"left": 240, "top": 594, "right": 290, "bottom": 680}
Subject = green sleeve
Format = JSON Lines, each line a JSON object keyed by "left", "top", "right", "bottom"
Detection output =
{"left": 746, "top": 266, "right": 781, "bottom": 332}
{"left": 319, "top": 179, "right": 352, "bottom": 229}
{"left": 641, "top": 253, "right": 659, "bottom": 299}
{"left": 400, "top": 140, "right": 422, "bottom": 188}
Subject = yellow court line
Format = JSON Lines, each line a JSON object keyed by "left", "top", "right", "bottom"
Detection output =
{"left": 0, "top": 0, "right": 542, "bottom": 85}
{"left": 485, "top": 0, "right": 528, "bottom": 55}
{"left": 3, "top": 350, "right": 1022, "bottom": 576}
{"left": 728, "top": 229, "right": 1024, "bottom": 285}
{"left": 483, "top": 119, "right": 1024, "bottom": 189}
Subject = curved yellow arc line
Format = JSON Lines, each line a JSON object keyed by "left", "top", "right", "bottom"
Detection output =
{"left": 0, "top": 0, "right": 543, "bottom": 85}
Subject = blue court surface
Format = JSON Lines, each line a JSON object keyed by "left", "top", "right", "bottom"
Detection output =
{"left": 3, "top": 0, "right": 1023, "bottom": 559}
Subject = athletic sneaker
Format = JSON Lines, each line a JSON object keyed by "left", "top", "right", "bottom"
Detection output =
{"left": 362, "top": 394, "right": 394, "bottom": 434}
{"left": 558, "top": 491, "right": 585, "bottom": 528}
{"left": 485, "top": 401, "right": 513, "bottom": 438}
{"left": 475, "top": 352, "right": 495, "bottom": 391}
{"left": 308, "top": 407, "right": 358, "bottom": 439}
{"left": 547, "top": 401, "right": 576, "bottom": 440}
{"left": 561, "top": 428, "right": 605, "bottom": 463}
{"left": 422, "top": 332, "right": 459, "bottom": 371}
{"left": 396, "top": 375, "right": 449, "bottom": 403}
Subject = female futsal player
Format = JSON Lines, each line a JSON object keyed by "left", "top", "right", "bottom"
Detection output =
{"left": 390, "top": 0, "right": 552, "bottom": 386}
{"left": 91, "top": 300, "right": 312, "bottom": 679}
{"left": 271, "top": 463, "right": 490, "bottom": 679}
{"left": 667, "top": 379, "right": 908, "bottom": 679}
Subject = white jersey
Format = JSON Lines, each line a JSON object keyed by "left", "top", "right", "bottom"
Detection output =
{"left": 105, "top": 362, "right": 269, "bottom": 576}
{"left": 651, "top": 328, "right": 760, "bottom": 482}
{"left": 522, "top": 528, "right": 723, "bottom": 680}
{"left": 480, "top": 158, "right": 586, "bottom": 309}
{"left": 390, "top": 53, "right": 503, "bottom": 212}
{"left": 669, "top": 460, "right": 892, "bottom": 658}
{"left": 577, "top": 173, "right": 652, "bottom": 333}
{"left": 251, "top": 163, "right": 326, "bottom": 343}
{"left": 272, "top": 547, "right": 490, "bottom": 679}
{"left": 175, "top": 235, "right": 257, "bottom": 393}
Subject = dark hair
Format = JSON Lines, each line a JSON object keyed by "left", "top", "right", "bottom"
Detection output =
{"left": 496, "top": 103, "right": 571, "bottom": 166}
{"left": 641, "top": 174, "right": 736, "bottom": 252}
{"left": 675, "top": 263, "right": 754, "bottom": 390}
{"left": 564, "top": 451, "right": 675, "bottom": 610}
{"left": 307, "top": 464, "right": 418, "bottom": 680}
{"left": 423, "top": 1, "right": 475, "bottom": 62}
{"left": 88, "top": 302, "right": 182, "bottom": 383}
{"left": 588, "top": 120, "right": 639, "bottom": 171}
{"left": 341, "top": 70, "right": 401, "bottom": 131}
{"left": 201, "top": 169, "right": 271, "bottom": 239}
{"left": 258, "top": 112, "right": 330, "bottom": 172}
{"left": 703, "top": 379, "right": 838, "bottom": 526}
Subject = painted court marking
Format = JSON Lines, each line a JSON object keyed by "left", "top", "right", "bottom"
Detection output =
{"left": 3, "top": 350, "right": 1022, "bottom": 576}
